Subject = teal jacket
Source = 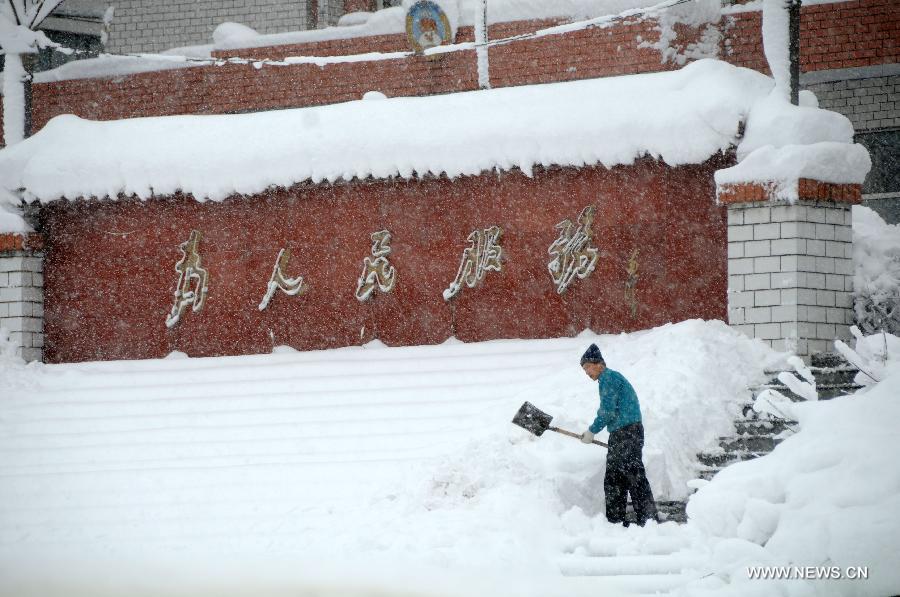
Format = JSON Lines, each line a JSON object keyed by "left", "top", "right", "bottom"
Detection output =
{"left": 589, "top": 368, "right": 642, "bottom": 434}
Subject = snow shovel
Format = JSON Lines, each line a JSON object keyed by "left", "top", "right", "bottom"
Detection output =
{"left": 511, "top": 402, "right": 607, "bottom": 447}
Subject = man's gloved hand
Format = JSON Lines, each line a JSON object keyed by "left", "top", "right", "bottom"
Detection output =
{"left": 580, "top": 431, "right": 594, "bottom": 444}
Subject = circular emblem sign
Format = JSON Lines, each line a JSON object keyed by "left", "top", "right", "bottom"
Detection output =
{"left": 406, "top": 0, "right": 452, "bottom": 54}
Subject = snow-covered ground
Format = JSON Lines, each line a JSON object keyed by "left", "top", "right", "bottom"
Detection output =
{"left": 0, "top": 319, "right": 775, "bottom": 595}
{"left": 2, "top": 320, "right": 899, "bottom": 595}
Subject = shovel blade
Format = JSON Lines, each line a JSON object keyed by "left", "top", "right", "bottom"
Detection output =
{"left": 511, "top": 401, "right": 554, "bottom": 437}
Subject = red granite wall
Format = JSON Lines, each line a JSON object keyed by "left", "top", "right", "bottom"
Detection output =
{"left": 39, "top": 156, "right": 728, "bottom": 362}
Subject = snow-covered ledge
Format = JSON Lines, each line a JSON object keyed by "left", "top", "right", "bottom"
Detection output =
{"left": 718, "top": 179, "right": 860, "bottom": 358}
{"left": 0, "top": 233, "right": 45, "bottom": 363}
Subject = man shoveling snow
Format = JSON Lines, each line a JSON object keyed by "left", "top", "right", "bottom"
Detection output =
{"left": 580, "top": 343, "right": 659, "bottom": 527}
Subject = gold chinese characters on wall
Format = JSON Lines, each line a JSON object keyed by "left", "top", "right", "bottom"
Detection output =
{"left": 163, "top": 206, "right": 631, "bottom": 328}
{"left": 259, "top": 248, "right": 306, "bottom": 310}
{"left": 548, "top": 206, "right": 599, "bottom": 294}
{"left": 165, "top": 230, "right": 209, "bottom": 328}
{"left": 355, "top": 230, "right": 397, "bottom": 302}
{"left": 443, "top": 226, "right": 503, "bottom": 301}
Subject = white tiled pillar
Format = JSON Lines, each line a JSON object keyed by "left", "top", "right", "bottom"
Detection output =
{"left": 0, "top": 238, "right": 44, "bottom": 363}
{"left": 726, "top": 201, "right": 854, "bottom": 358}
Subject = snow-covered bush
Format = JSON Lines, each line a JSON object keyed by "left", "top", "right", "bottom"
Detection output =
{"left": 853, "top": 205, "right": 900, "bottom": 336}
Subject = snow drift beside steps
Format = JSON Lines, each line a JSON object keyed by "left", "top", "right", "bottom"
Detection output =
{"left": 682, "top": 355, "right": 900, "bottom": 596}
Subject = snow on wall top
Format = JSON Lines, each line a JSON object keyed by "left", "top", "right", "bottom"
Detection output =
{"left": 0, "top": 59, "right": 772, "bottom": 206}
{"left": 212, "top": 0, "right": 696, "bottom": 51}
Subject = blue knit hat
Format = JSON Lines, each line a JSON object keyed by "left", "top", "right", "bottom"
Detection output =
{"left": 580, "top": 343, "right": 604, "bottom": 365}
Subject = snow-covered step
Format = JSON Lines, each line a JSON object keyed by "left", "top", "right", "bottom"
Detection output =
{"left": 568, "top": 571, "right": 696, "bottom": 594}
{"left": 562, "top": 535, "right": 692, "bottom": 557}
{"left": 559, "top": 553, "right": 704, "bottom": 576}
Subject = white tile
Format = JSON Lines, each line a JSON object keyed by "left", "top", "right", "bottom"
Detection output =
{"left": 798, "top": 288, "right": 818, "bottom": 305}
{"left": 781, "top": 288, "right": 799, "bottom": 305}
{"left": 815, "top": 223, "right": 836, "bottom": 240}
{"left": 727, "top": 225, "right": 753, "bottom": 242}
{"left": 816, "top": 289, "right": 836, "bottom": 307}
{"left": 833, "top": 258, "right": 853, "bottom": 275}
{"left": 744, "top": 207, "right": 772, "bottom": 224}
{"left": 754, "top": 256, "right": 781, "bottom": 273}
{"left": 728, "top": 275, "right": 745, "bottom": 292}
{"left": 816, "top": 323, "right": 836, "bottom": 340}
{"left": 755, "top": 323, "right": 782, "bottom": 340}
{"left": 808, "top": 306, "right": 828, "bottom": 323}
{"left": 772, "top": 238, "right": 805, "bottom": 256}
{"left": 826, "top": 307, "right": 847, "bottom": 324}
{"left": 825, "top": 274, "right": 845, "bottom": 291}
{"left": 814, "top": 257, "right": 835, "bottom": 274}
{"left": 728, "top": 243, "right": 744, "bottom": 259}
{"left": 728, "top": 258, "right": 754, "bottom": 276}
{"left": 826, "top": 241, "right": 848, "bottom": 258}
{"left": 771, "top": 205, "right": 804, "bottom": 222}
{"left": 807, "top": 239, "right": 826, "bottom": 256}
{"left": 771, "top": 271, "right": 800, "bottom": 289}
{"left": 806, "top": 273, "right": 826, "bottom": 289}
{"left": 804, "top": 207, "right": 826, "bottom": 223}
{"left": 745, "top": 273, "right": 772, "bottom": 291}
{"left": 729, "top": 291, "right": 755, "bottom": 308}
{"left": 745, "top": 240, "right": 771, "bottom": 257}
{"left": 772, "top": 305, "right": 797, "bottom": 322}
{"left": 755, "top": 289, "right": 781, "bottom": 306}
{"left": 754, "top": 222, "right": 781, "bottom": 240}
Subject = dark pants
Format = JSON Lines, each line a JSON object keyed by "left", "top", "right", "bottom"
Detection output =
{"left": 605, "top": 422, "right": 658, "bottom": 526}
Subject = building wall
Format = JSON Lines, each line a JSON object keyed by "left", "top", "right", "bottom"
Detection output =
{"left": 804, "top": 68, "right": 900, "bottom": 133}
{"left": 104, "top": 0, "right": 309, "bottom": 54}
{"left": 38, "top": 158, "right": 728, "bottom": 363}
{"left": 803, "top": 65, "right": 900, "bottom": 222}
{"left": 8, "top": 0, "right": 894, "bottom": 150}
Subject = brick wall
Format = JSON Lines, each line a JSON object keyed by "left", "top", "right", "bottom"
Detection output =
{"left": 105, "top": 0, "right": 309, "bottom": 55}
{"left": 805, "top": 73, "right": 900, "bottom": 132}
{"left": 0, "top": 0, "right": 891, "bottom": 149}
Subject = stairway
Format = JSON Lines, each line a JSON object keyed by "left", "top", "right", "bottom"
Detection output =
{"left": 696, "top": 353, "right": 860, "bottom": 481}
{"left": 558, "top": 529, "right": 708, "bottom": 594}
{"left": 662, "top": 353, "right": 862, "bottom": 521}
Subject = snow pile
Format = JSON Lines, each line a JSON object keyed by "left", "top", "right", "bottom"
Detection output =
{"left": 852, "top": 205, "right": 900, "bottom": 335}
{"left": 715, "top": 92, "right": 870, "bottom": 196}
{"left": 0, "top": 187, "right": 29, "bottom": 233}
{"left": 0, "top": 320, "right": 777, "bottom": 593}
{"left": 211, "top": 22, "right": 259, "bottom": 46}
{"left": 0, "top": 59, "right": 770, "bottom": 204}
{"left": 214, "top": 6, "right": 407, "bottom": 50}
{"left": 714, "top": 0, "right": 871, "bottom": 200}
{"left": 337, "top": 11, "right": 373, "bottom": 27}
{"left": 682, "top": 360, "right": 900, "bottom": 596}
{"left": 843, "top": 328, "right": 900, "bottom": 386}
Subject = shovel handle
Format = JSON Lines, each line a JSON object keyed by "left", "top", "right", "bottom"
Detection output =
{"left": 549, "top": 426, "right": 608, "bottom": 447}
